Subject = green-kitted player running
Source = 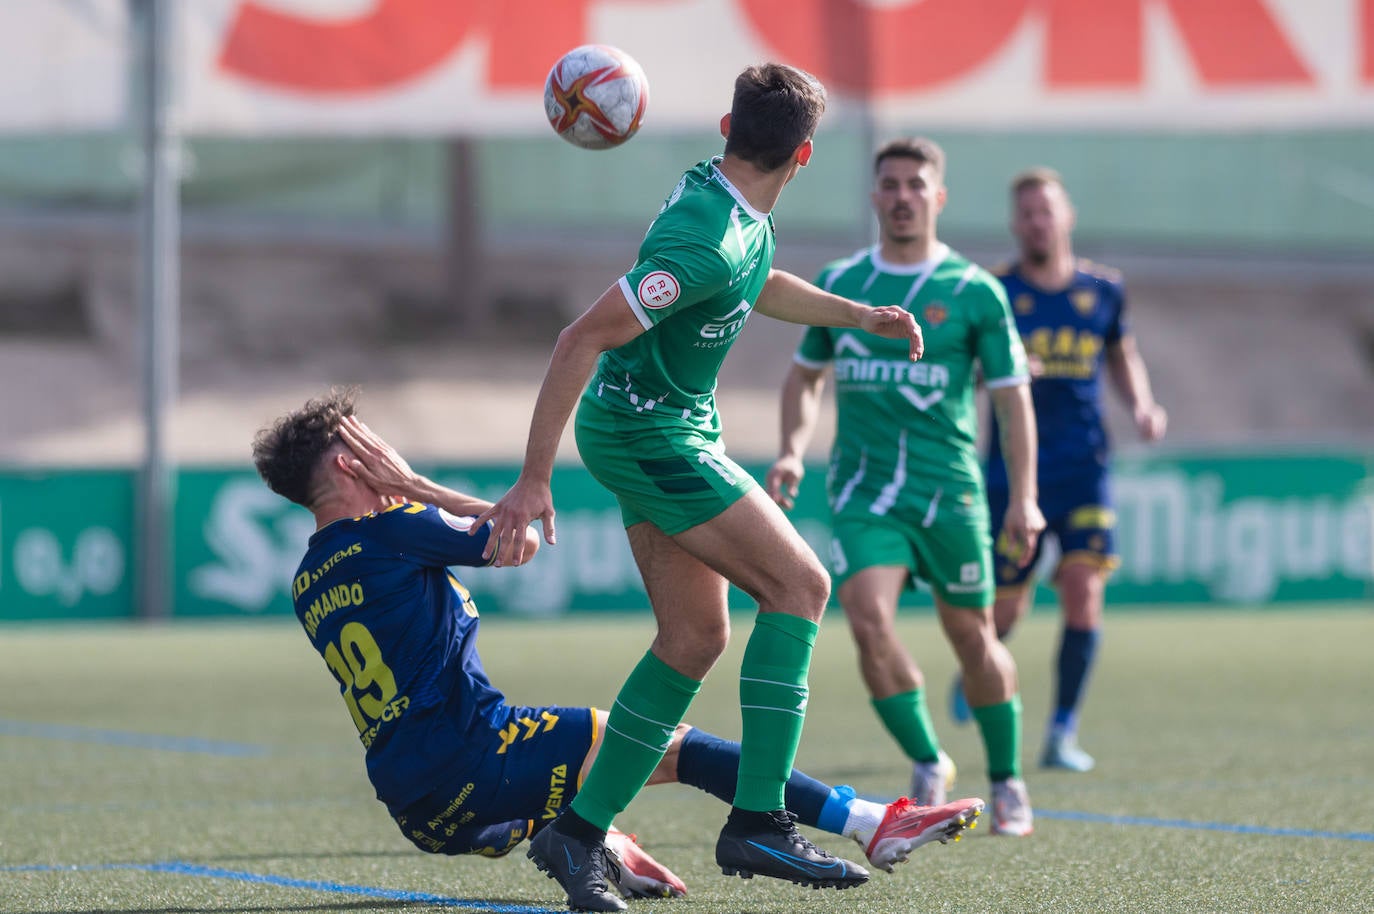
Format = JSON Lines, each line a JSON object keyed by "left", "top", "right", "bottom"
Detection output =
{"left": 767, "top": 137, "right": 1044, "bottom": 838}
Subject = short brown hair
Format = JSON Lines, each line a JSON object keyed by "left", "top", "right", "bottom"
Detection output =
{"left": 874, "top": 137, "right": 946, "bottom": 182}
{"left": 252, "top": 387, "right": 358, "bottom": 508}
{"left": 1010, "top": 166, "right": 1066, "bottom": 198}
{"left": 724, "top": 63, "right": 827, "bottom": 172}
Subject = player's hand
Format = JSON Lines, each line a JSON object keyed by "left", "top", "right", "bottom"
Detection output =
{"left": 1000, "top": 497, "right": 1046, "bottom": 569}
{"left": 859, "top": 305, "right": 924, "bottom": 361}
{"left": 1025, "top": 354, "right": 1045, "bottom": 379}
{"left": 1135, "top": 403, "right": 1167, "bottom": 443}
{"left": 336, "top": 416, "right": 421, "bottom": 498}
{"left": 765, "top": 455, "right": 805, "bottom": 510}
{"left": 471, "top": 474, "right": 555, "bottom": 567}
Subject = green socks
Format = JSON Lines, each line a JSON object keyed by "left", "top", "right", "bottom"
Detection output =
{"left": 568, "top": 613, "right": 821, "bottom": 825}
{"left": 972, "top": 694, "right": 1023, "bottom": 782}
{"left": 569, "top": 651, "right": 700, "bottom": 831}
{"left": 734, "top": 612, "right": 819, "bottom": 812}
{"left": 872, "top": 689, "right": 942, "bottom": 764}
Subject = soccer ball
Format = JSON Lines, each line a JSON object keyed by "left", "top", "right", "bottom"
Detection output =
{"left": 543, "top": 45, "right": 649, "bottom": 150}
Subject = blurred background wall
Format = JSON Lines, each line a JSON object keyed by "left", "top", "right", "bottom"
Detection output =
{"left": 5, "top": 128, "right": 1372, "bottom": 463}
{"left": 0, "top": 0, "right": 1369, "bottom": 617}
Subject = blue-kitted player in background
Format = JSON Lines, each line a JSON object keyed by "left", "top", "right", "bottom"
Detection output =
{"left": 959, "top": 168, "right": 1168, "bottom": 772}
{"left": 252, "top": 389, "right": 983, "bottom": 912}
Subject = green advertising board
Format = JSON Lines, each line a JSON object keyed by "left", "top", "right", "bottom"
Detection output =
{"left": 1, "top": 452, "right": 1370, "bottom": 621}
{"left": 1110, "top": 452, "right": 1374, "bottom": 604}
{"left": 0, "top": 469, "right": 134, "bottom": 619}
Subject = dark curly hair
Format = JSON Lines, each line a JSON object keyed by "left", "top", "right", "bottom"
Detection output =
{"left": 252, "top": 387, "right": 358, "bottom": 508}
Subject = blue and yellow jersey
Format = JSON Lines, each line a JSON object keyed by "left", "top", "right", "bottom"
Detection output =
{"left": 986, "top": 260, "right": 1127, "bottom": 489}
{"left": 291, "top": 502, "right": 499, "bottom": 810}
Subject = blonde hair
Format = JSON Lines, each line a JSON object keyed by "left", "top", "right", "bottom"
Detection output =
{"left": 1010, "top": 166, "right": 1066, "bottom": 198}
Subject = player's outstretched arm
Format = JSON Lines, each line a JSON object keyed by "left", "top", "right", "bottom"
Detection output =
{"left": 755, "top": 269, "right": 923, "bottom": 360}
{"left": 766, "top": 362, "right": 826, "bottom": 510}
{"left": 989, "top": 383, "right": 1045, "bottom": 567}
{"left": 473, "top": 282, "right": 645, "bottom": 566}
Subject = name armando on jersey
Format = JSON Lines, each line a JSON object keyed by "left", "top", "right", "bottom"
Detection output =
{"left": 303, "top": 581, "right": 366, "bottom": 639}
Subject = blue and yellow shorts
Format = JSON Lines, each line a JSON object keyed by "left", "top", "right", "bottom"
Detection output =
{"left": 390, "top": 704, "right": 595, "bottom": 857}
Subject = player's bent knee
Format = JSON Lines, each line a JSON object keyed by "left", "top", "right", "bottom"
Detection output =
{"left": 787, "top": 557, "right": 831, "bottom": 616}
{"left": 943, "top": 616, "right": 997, "bottom": 667}
{"left": 842, "top": 606, "right": 893, "bottom": 650}
{"left": 654, "top": 623, "right": 729, "bottom": 676}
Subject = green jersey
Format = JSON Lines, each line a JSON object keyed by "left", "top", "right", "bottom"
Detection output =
{"left": 584, "top": 157, "right": 775, "bottom": 436}
{"left": 797, "top": 244, "right": 1027, "bottom": 514}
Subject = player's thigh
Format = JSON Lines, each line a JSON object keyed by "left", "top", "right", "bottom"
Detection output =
{"left": 993, "top": 587, "right": 1033, "bottom": 637}
{"left": 836, "top": 563, "right": 909, "bottom": 621}
{"left": 576, "top": 405, "right": 755, "bottom": 536}
{"left": 391, "top": 705, "right": 595, "bottom": 854}
{"left": 1055, "top": 560, "right": 1108, "bottom": 629}
{"left": 626, "top": 520, "right": 731, "bottom": 676}
{"left": 837, "top": 564, "right": 909, "bottom": 645}
{"left": 672, "top": 487, "right": 829, "bottom": 616}
{"left": 1048, "top": 479, "right": 1118, "bottom": 620}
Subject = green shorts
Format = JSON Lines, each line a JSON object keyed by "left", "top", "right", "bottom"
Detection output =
{"left": 830, "top": 510, "right": 993, "bottom": 608}
{"left": 575, "top": 398, "right": 755, "bottom": 536}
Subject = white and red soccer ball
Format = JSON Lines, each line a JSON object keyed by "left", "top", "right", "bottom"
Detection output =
{"left": 543, "top": 45, "right": 649, "bottom": 150}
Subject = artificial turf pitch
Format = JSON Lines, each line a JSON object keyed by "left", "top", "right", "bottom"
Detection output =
{"left": 3, "top": 606, "right": 1371, "bottom": 913}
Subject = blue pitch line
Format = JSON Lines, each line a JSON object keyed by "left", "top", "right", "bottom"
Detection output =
{"left": 1, "top": 861, "right": 559, "bottom": 913}
{"left": 1036, "top": 809, "right": 1374, "bottom": 842}
{"left": 0, "top": 719, "right": 268, "bottom": 757}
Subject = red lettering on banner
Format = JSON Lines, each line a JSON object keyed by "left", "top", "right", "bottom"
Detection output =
{"left": 741, "top": 0, "right": 1312, "bottom": 93}
{"left": 217, "top": 0, "right": 1331, "bottom": 96}
{"left": 1045, "top": 0, "right": 1141, "bottom": 87}
{"left": 1364, "top": 0, "right": 1374, "bottom": 84}
{"left": 1159, "top": 0, "right": 1310, "bottom": 86}
{"left": 738, "top": 0, "right": 1030, "bottom": 92}
{"left": 1046, "top": 0, "right": 1310, "bottom": 88}
{"left": 485, "top": 2, "right": 592, "bottom": 88}
{"left": 219, "top": 0, "right": 593, "bottom": 92}
{"left": 219, "top": 0, "right": 472, "bottom": 91}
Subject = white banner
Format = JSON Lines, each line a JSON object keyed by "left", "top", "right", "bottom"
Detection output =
{"left": 173, "top": 0, "right": 1374, "bottom": 134}
{"left": 0, "top": 0, "right": 127, "bottom": 132}
{"left": 2, "top": 0, "right": 1371, "bottom": 134}
{"left": 2, "top": 1, "right": 1374, "bottom": 134}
